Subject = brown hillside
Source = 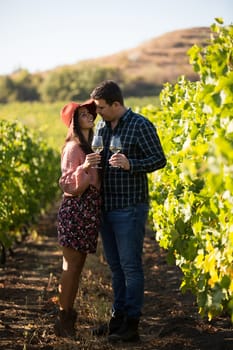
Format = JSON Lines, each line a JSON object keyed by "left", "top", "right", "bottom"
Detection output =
{"left": 72, "top": 27, "right": 211, "bottom": 85}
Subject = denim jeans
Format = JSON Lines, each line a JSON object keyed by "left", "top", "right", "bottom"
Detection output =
{"left": 100, "top": 203, "right": 149, "bottom": 318}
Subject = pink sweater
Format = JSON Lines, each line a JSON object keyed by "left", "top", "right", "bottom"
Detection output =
{"left": 59, "top": 140, "right": 100, "bottom": 197}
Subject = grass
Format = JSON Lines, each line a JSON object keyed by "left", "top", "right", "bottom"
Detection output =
{"left": 0, "top": 97, "right": 160, "bottom": 151}
{"left": 0, "top": 101, "right": 66, "bottom": 151}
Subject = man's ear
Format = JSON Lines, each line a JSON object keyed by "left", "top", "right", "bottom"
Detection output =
{"left": 113, "top": 101, "right": 121, "bottom": 108}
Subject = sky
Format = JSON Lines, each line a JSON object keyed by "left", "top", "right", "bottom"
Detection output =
{"left": 1, "top": 0, "right": 232, "bottom": 75}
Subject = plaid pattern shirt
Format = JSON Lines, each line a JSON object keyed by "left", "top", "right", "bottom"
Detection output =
{"left": 96, "top": 108, "right": 166, "bottom": 211}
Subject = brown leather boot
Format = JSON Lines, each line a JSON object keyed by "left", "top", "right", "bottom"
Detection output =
{"left": 70, "top": 308, "right": 77, "bottom": 328}
{"left": 54, "top": 309, "right": 76, "bottom": 338}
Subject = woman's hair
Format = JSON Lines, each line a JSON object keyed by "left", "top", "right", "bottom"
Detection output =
{"left": 63, "top": 107, "right": 94, "bottom": 154}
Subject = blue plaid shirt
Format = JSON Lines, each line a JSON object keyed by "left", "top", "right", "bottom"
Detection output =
{"left": 96, "top": 108, "right": 166, "bottom": 211}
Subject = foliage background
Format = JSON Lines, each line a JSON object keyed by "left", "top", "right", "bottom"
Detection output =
{"left": 148, "top": 19, "right": 233, "bottom": 321}
{"left": 0, "top": 19, "right": 232, "bottom": 323}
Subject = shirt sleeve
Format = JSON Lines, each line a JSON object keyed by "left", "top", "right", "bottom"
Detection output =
{"left": 59, "top": 141, "right": 91, "bottom": 195}
{"left": 129, "top": 119, "right": 167, "bottom": 174}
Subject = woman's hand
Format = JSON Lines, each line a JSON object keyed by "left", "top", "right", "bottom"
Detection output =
{"left": 83, "top": 153, "right": 101, "bottom": 170}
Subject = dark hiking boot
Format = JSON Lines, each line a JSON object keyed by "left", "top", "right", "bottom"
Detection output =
{"left": 54, "top": 309, "right": 76, "bottom": 338}
{"left": 92, "top": 310, "right": 125, "bottom": 337}
{"left": 108, "top": 317, "right": 140, "bottom": 343}
{"left": 109, "top": 310, "right": 126, "bottom": 335}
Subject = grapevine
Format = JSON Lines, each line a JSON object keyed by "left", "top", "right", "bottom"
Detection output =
{"left": 0, "top": 120, "right": 60, "bottom": 261}
{"left": 148, "top": 19, "right": 233, "bottom": 321}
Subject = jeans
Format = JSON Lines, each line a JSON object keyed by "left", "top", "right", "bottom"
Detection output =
{"left": 100, "top": 203, "right": 149, "bottom": 318}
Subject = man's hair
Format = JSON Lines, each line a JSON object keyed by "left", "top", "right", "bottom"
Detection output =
{"left": 91, "top": 80, "right": 124, "bottom": 105}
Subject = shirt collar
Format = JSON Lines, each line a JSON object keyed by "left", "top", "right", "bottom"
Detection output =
{"left": 121, "top": 107, "right": 131, "bottom": 122}
{"left": 106, "top": 107, "right": 132, "bottom": 128}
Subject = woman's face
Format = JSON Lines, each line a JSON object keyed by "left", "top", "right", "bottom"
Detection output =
{"left": 78, "top": 107, "right": 95, "bottom": 130}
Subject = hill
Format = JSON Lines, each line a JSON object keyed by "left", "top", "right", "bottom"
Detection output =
{"left": 1, "top": 27, "right": 211, "bottom": 102}
{"left": 67, "top": 26, "right": 211, "bottom": 86}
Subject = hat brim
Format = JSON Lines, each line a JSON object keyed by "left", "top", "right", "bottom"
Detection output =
{"left": 61, "top": 99, "right": 97, "bottom": 127}
{"left": 79, "top": 99, "right": 97, "bottom": 119}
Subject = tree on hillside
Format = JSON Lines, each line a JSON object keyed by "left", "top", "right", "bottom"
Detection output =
{"left": 0, "top": 70, "right": 40, "bottom": 103}
{"left": 39, "top": 66, "right": 124, "bottom": 102}
{"left": 0, "top": 76, "right": 16, "bottom": 103}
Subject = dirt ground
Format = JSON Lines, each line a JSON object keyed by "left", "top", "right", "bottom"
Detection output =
{"left": 0, "top": 204, "right": 233, "bottom": 350}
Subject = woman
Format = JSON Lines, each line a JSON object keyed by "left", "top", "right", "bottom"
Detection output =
{"left": 55, "top": 99, "right": 101, "bottom": 338}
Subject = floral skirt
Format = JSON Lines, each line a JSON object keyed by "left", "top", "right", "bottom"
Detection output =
{"left": 57, "top": 185, "right": 101, "bottom": 254}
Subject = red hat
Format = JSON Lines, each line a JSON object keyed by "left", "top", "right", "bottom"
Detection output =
{"left": 60, "top": 99, "right": 97, "bottom": 127}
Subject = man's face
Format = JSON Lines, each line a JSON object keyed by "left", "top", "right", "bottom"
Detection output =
{"left": 94, "top": 99, "right": 116, "bottom": 121}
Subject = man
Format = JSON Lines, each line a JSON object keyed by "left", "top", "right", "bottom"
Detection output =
{"left": 90, "top": 80, "right": 166, "bottom": 342}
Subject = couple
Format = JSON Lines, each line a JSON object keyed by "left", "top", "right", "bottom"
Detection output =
{"left": 55, "top": 80, "right": 167, "bottom": 343}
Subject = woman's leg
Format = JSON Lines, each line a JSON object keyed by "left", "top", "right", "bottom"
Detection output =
{"left": 59, "top": 246, "right": 87, "bottom": 311}
{"left": 54, "top": 247, "right": 87, "bottom": 337}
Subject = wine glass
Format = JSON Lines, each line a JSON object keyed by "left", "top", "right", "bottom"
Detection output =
{"left": 110, "top": 135, "right": 122, "bottom": 154}
{"left": 94, "top": 119, "right": 105, "bottom": 135}
{"left": 109, "top": 136, "right": 122, "bottom": 167}
{"left": 91, "top": 135, "right": 103, "bottom": 168}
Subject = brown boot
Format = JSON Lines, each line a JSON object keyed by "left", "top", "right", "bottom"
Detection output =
{"left": 70, "top": 308, "right": 77, "bottom": 328}
{"left": 54, "top": 309, "right": 76, "bottom": 338}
